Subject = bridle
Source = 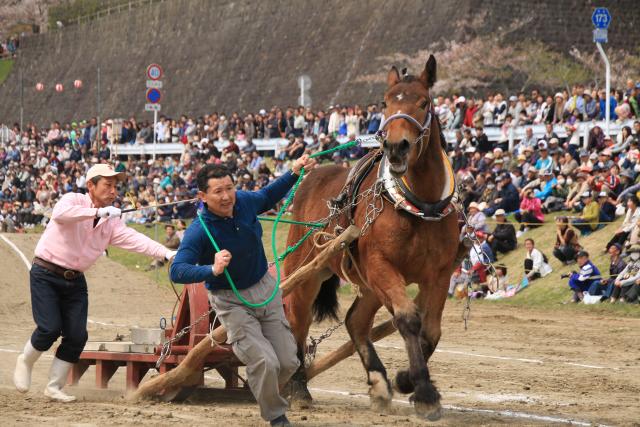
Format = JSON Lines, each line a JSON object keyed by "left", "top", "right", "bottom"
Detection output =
{"left": 376, "top": 97, "right": 434, "bottom": 159}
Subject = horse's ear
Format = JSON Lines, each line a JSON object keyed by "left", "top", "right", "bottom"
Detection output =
{"left": 387, "top": 66, "right": 400, "bottom": 88}
{"left": 419, "top": 55, "right": 437, "bottom": 88}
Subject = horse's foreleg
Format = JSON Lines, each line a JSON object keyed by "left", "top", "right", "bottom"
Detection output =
{"left": 413, "top": 278, "right": 448, "bottom": 361}
{"left": 344, "top": 290, "right": 391, "bottom": 411}
{"left": 368, "top": 262, "right": 442, "bottom": 421}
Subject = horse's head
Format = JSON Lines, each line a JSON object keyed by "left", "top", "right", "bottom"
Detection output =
{"left": 380, "top": 55, "right": 437, "bottom": 178}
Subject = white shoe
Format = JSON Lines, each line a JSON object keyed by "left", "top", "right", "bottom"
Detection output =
{"left": 516, "top": 230, "right": 524, "bottom": 238}
{"left": 13, "top": 340, "right": 43, "bottom": 393}
{"left": 43, "top": 357, "right": 76, "bottom": 402}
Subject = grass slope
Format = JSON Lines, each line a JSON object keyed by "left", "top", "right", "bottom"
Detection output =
{"left": 39, "top": 206, "right": 635, "bottom": 317}
{"left": 105, "top": 220, "right": 292, "bottom": 293}
{"left": 481, "top": 212, "right": 640, "bottom": 317}
{"left": 0, "top": 59, "right": 14, "bottom": 85}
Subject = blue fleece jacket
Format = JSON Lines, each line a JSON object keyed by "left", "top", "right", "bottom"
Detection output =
{"left": 169, "top": 171, "right": 298, "bottom": 291}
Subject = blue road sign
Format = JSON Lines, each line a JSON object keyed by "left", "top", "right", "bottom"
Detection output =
{"left": 592, "top": 7, "right": 611, "bottom": 29}
{"left": 146, "top": 88, "right": 162, "bottom": 104}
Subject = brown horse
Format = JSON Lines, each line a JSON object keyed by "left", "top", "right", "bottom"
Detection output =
{"left": 283, "top": 55, "right": 461, "bottom": 420}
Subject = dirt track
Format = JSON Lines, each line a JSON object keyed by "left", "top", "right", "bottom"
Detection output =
{"left": 1, "top": 233, "right": 639, "bottom": 426}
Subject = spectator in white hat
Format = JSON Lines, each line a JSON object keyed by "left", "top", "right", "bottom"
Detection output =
{"left": 487, "top": 209, "right": 517, "bottom": 259}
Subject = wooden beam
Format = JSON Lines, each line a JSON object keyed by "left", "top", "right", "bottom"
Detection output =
{"left": 128, "top": 225, "right": 361, "bottom": 401}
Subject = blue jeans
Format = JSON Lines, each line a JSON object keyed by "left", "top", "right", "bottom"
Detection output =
{"left": 29, "top": 264, "right": 88, "bottom": 363}
{"left": 587, "top": 280, "right": 610, "bottom": 297}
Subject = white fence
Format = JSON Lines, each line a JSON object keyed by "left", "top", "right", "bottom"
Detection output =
{"left": 110, "top": 119, "right": 634, "bottom": 157}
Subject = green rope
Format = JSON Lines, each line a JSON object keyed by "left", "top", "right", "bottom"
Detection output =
{"left": 309, "top": 139, "right": 358, "bottom": 159}
{"left": 257, "top": 216, "right": 325, "bottom": 228}
{"left": 277, "top": 227, "right": 316, "bottom": 262}
{"left": 198, "top": 139, "right": 358, "bottom": 308}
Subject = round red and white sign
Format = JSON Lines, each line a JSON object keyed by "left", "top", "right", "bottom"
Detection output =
{"left": 73, "top": 79, "right": 83, "bottom": 89}
{"left": 35, "top": 82, "right": 44, "bottom": 91}
{"left": 55, "top": 83, "right": 64, "bottom": 92}
{"left": 146, "top": 63, "right": 163, "bottom": 80}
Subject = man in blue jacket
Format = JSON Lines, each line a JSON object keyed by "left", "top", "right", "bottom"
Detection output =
{"left": 170, "top": 155, "right": 315, "bottom": 427}
{"left": 567, "top": 250, "right": 601, "bottom": 302}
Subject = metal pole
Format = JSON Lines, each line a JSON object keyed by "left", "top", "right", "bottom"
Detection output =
{"left": 153, "top": 109, "right": 157, "bottom": 161}
{"left": 19, "top": 68, "right": 24, "bottom": 134}
{"left": 508, "top": 126, "right": 514, "bottom": 152}
{"left": 97, "top": 66, "right": 101, "bottom": 149}
{"left": 596, "top": 42, "right": 610, "bottom": 137}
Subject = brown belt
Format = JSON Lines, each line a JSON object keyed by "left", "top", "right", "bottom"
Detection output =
{"left": 33, "top": 257, "right": 83, "bottom": 280}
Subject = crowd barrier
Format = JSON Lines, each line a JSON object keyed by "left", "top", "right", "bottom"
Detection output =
{"left": 109, "top": 119, "right": 635, "bottom": 157}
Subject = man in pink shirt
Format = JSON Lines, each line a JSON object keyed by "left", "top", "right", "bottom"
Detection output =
{"left": 13, "top": 164, "right": 177, "bottom": 402}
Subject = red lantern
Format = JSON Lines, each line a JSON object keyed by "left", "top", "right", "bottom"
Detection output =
{"left": 35, "top": 82, "right": 44, "bottom": 91}
{"left": 55, "top": 83, "right": 64, "bottom": 92}
{"left": 73, "top": 79, "right": 83, "bottom": 89}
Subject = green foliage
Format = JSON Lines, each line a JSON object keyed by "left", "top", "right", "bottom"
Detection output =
{"left": 514, "top": 41, "right": 591, "bottom": 91}
{"left": 0, "top": 59, "right": 14, "bottom": 85}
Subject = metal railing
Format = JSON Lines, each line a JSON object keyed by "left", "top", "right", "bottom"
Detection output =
{"left": 53, "top": 0, "right": 168, "bottom": 29}
{"left": 109, "top": 118, "right": 635, "bottom": 156}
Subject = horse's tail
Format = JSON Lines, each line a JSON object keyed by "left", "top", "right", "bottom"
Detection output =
{"left": 312, "top": 274, "right": 340, "bottom": 322}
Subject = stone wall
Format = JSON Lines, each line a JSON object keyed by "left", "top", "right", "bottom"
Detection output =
{"left": 0, "top": 0, "right": 638, "bottom": 125}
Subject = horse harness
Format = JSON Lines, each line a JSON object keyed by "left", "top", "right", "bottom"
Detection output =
{"left": 329, "top": 109, "right": 458, "bottom": 232}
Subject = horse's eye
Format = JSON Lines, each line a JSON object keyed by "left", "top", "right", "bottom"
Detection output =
{"left": 420, "top": 99, "right": 429, "bottom": 110}
{"left": 381, "top": 101, "right": 387, "bottom": 108}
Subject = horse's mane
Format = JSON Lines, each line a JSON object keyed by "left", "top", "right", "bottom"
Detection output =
{"left": 401, "top": 74, "right": 420, "bottom": 83}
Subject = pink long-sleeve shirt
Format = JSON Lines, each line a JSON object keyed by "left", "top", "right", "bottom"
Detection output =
{"left": 519, "top": 196, "right": 544, "bottom": 222}
{"left": 34, "top": 192, "right": 169, "bottom": 272}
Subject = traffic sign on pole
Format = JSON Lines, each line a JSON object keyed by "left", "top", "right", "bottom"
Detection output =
{"left": 593, "top": 28, "right": 608, "bottom": 43}
{"left": 146, "top": 88, "right": 162, "bottom": 104}
{"left": 146, "top": 80, "right": 163, "bottom": 89}
{"left": 145, "top": 104, "right": 161, "bottom": 111}
{"left": 592, "top": 7, "right": 611, "bottom": 29}
{"left": 592, "top": 8, "right": 612, "bottom": 137}
{"left": 146, "top": 63, "right": 163, "bottom": 80}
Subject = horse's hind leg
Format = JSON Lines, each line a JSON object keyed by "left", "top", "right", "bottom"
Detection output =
{"left": 344, "top": 290, "right": 392, "bottom": 411}
{"left": 282, "top": 270, "right": 332, "bottom": 408}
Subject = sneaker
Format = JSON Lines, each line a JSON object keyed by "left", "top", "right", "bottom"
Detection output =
{"left": 516, "top": 230, "right": 524, "bottom": 238}
{"left": 270, "top": 415, "right": 291, "bottom": 427}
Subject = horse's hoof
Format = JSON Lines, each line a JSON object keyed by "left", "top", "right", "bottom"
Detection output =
{"left": 370, "top": 396, "right": 392, "bottom": 413}
{"left": 415, "top": 401, "right": 443, "bottom": 421}
{"left": 290, "top": 397, "right": 313, "bottom": 410}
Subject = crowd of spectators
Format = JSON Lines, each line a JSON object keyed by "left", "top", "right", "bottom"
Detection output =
{"left": 3, "top": 82, "right": 640, "bottom": 305}
{"left": 0, "top": 35, "right": 19, "bottom": 59}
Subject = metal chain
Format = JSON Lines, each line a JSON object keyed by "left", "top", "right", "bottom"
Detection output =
{"left": 305, "top": 320, "right": 345, "bottom": 367}
{"left": 360, "top": 180, "right": 385, "bottom": 236}
{"left": 156, "top": 307, "right": 215, "bottom": 369}
{"left": 454, "top": 188, "right": 499, "bottom": 331}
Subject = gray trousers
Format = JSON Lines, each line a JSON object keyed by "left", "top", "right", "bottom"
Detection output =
{"left": 208, "top": 272, "right": 300, "bottom": 421}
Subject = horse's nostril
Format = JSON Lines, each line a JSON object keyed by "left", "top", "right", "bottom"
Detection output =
{"left": 400, "top": 139, "right": 410, "bottom": 152}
